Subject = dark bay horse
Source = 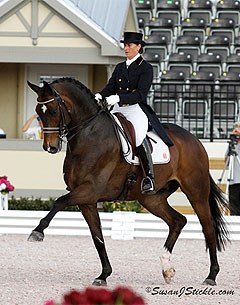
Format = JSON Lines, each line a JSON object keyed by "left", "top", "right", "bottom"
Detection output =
{"left": 27, "top": 78, "right": 229, "bottom": 286}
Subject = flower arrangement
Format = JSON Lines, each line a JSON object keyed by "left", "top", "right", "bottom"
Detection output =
{"left": 44, "top": 286, "right": 146, "bottom": 305}
{"left": 0, "top": 176, "right": 14, "bottom": 195}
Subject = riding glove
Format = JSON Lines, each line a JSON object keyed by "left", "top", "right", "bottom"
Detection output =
{"left": 106, "top": 95, "right": 120, "bottom": 106}
{"left": 95, "top": 93, "right": 102, "bottom": 103}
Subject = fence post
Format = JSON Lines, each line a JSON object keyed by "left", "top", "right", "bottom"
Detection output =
{"left": 111, "top": 211, "right": 136, "bottom": 240}
{"left": 0, "top": 193, "right": 8, "bottom": 210}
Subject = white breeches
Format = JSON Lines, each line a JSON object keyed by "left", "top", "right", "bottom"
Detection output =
{"left": 112, "top": 103, "right": 148, "bottom": 146}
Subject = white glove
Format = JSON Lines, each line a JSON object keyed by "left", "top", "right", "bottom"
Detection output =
{"left": 95, "top": 93, "right": 102, "bottom": 103}
{"left": 106, "top": 95, "right": 120, "bottom": 106}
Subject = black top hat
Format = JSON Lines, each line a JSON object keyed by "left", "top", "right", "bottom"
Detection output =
{"left": 120, "top": 32, "right": 146, "bottom": 46}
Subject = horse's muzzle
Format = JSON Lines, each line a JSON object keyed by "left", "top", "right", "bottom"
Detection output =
{"left": 43, "top": 142, "right": 60, "bottom": 154}
{"left": 47, "top": 145, "right": 59, "bottom": 154}
{"left": 43, "top": 134, "right": 62, "bottom": 154}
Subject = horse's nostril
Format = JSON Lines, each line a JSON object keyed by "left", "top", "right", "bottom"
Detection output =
{"left": 47, "top": 145, "right": 58, "bottom": 154}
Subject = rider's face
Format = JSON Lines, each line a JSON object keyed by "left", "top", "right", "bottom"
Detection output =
{"left": 124, "top": 43, "right": 141, "bottom": 60}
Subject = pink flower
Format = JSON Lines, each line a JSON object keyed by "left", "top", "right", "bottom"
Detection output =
{"left": 84, "top": 287, "right": 113, "bottom": 304}
{"left": 45, "top": 286, "right": 146, "bottom": 305}
{"left": 113, "top": 287, "right": 145, "bottom": 305}
{"left": 0, "top": 175, "right": 14, "bottom": 193}
{"left": 63, "top": 289, "right": 91, "bottom": 305}
{"left": 44, "top": 300, "right": 57, "bottom": 305}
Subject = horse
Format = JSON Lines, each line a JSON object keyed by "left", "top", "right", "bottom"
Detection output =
{"left": 27, "top": 77, "right": 229, "bottom": 286}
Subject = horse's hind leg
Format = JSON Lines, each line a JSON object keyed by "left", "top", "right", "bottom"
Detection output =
{"left": 140, "top": 195, "right": 187, "bottom": 284}
{"left": 182, "top": 181, "right": 221, "bottom": 285}
{"left": 188, "top": 199, "right": 219, "bottom": 285}
{"left": 80, "top": 204, "right": 112, "bottom": 286}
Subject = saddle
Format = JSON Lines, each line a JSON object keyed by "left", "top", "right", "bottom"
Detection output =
{"left": 114, "top": 112, "right": 136, "bottom": 148}
{"left": 113, "top": 112, "right": 153, "bottom": 152}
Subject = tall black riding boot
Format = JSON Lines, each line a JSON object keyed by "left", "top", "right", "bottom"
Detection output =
{"left": 137, "top": 138, "right": 156, "bottom": 194}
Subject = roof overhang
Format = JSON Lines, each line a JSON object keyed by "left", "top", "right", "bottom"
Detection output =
{"left": 0, "top": 46, "right": 123, "bottom": 64}
{"left": 42, "top": 0, "right": 125, "bottom": 57}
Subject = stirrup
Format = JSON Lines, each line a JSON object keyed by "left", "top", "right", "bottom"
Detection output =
{"left": 141, "top": 176, "right": 156, "bottom": 194}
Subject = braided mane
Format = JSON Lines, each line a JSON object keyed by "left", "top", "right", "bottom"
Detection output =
{"left": 51, "top": 77, "right": 95, "bottom": 100}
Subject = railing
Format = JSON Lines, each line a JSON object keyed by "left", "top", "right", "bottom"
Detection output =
{"left": 0, "top": 210, "right": 240, "bottom": 240}
{"left": 150, "top": 82, "right": 240, "bottom": 141}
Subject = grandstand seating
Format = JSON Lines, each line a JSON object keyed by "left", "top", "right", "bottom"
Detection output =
{"left": 137, "top": 11, "right": 152, "bottom": 34}
{"left": 215, "top": 0, "right": 240, "bottom": 27}
{"left": 147, "top": 17, "right": 175, "bottom": 42}
{"left": 156, "top": 70, "right": 186, "bottom": 98}
{"left": 187, "top": 0, "right": 214, "bottom": 26}
{"left": 213, "top": 71, "right": 240, "bottom": 137}
{"left": 175, "top": 35, "right": 202, "bottom": 61}
{"left": 135, "top": 0, "right": 153, "bottom": 10}
{"left": 180, "top": 17, "right": 207, "bottom": 42}
{"left": 143, "top": 50, "right": 162, "bottom": 80}
{"left": 167, "top": 52, "right": 193, "bottom": 79}
{"left": 133, "top": 0, "right": 240, "bottom": 139}
{"left": 196, "top": 53, "right": 223, "bottom": 79}
{"left": 145, "top": 33, "right": 169, "bottom": 59}
{"left": 182, "top": 71, "right": 215, "bottom": 137}
{"left": 225, "top": 53, "right": 240, "bottom": 73}
{"left": 156, "top": 0, "right": 182, "bottom": 31}
{"left": 153, "top": 70, "right": 185, "bottom": 123}
{"left": 204, "top": 35, "right": 231, "bottom": 61}
{"left": 135, "top": 0, "right": 154, "bottom": 35}
{"left": 209, "top": 18, "right": 236, "bottom": 45}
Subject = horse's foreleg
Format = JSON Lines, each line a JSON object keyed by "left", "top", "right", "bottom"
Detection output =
{"left": 80, "top": 204, "right": 112, "bottom": 286}
{"left": 28, "top": 194, "right": 69, "bottom": 242}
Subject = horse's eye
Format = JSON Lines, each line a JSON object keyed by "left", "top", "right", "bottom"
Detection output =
{"left": 50, "top": 109, "right": 57, "bottom": 115}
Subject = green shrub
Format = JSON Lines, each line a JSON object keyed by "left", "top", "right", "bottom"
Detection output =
{"left": 8, "top": 196, "right": 79, "bottom": 211}
{"left": 101, "top": 200, "right": 143, "bottom": 213}
{"left": 8, "top": 197, "right": 143, "bottom": 212}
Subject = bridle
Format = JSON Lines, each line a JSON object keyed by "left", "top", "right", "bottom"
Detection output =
{"left": 37, "top": 91, "right": 70, "bottom": 142}
{"left": 37, "top": 87, "right": 106, "bottom": 146}
{"left": 36, "top": 85, "right": 130, "bottom": 155}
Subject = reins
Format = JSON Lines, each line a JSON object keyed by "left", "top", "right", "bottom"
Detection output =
{"left": 67, "top": 108, "right": 106, "bottom": 141}
{"left": 37, "top": 88, "right": 107, "bottom": 144}
{"left": 37, "top": 86, "right": 130, "bottom": 156}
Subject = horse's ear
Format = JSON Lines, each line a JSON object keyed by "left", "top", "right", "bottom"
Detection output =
{"left": 27, "top": 81, "right": 40, "bottom": 94}
{"left": 43, "top": 80, "right": 54, "bottom": 95}
{"left": 43, "top": 80, "right": 49, "bottom": 87}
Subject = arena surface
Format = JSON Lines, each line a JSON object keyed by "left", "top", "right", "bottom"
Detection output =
{"left": 0, "top": 234, "right": 239, "bottom": 305}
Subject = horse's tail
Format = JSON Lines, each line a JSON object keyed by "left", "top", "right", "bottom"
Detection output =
{"left": 208, "top": 175, "right": 230, "bottom": 251}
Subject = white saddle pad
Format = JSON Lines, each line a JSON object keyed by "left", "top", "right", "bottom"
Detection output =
{"left": 114, "top": 115, "right": 170, "bottom": 165}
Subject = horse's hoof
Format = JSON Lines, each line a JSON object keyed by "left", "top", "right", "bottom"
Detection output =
{"left": 92, "top": 278, "right": 107, "bottom": 286}
{"left": 202, "top": 278, "right": 217, "bottom": 286}
{"left": 27, "top": 231, "right": 44, "bottom": 242}
{"left": 162, "top": 267, "right": 175, "bottom": 284}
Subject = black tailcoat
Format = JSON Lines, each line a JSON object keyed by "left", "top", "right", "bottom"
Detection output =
{"left": 100, "top": 56, "right": 173, "bottom": 146}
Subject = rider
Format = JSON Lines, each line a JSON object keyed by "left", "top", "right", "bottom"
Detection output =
{"left": 95, "top": 32, "right": 173, "bottom": 194}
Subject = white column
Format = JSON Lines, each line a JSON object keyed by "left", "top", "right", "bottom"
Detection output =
{"left": 0, "top": 193, "right": 8, "bottom": 210}
{"left": 112, "top": 211, "right": 136, "bottom": 240}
